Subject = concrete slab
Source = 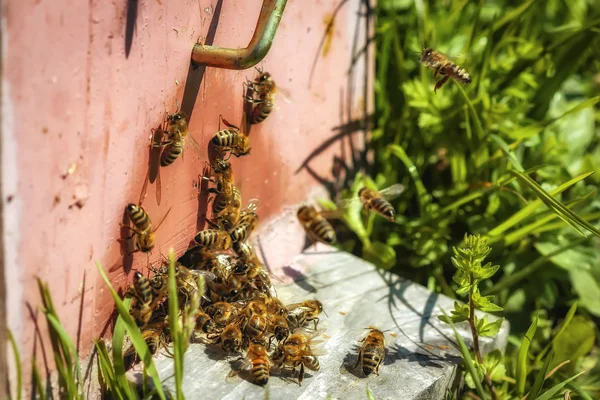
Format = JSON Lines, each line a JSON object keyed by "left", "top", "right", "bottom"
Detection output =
{"left": 127, "top": 245, "right": 509, "bottom": 400}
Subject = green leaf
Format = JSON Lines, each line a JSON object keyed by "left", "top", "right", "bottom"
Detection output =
{"left": 478, "top": 316, "right": 504, "bottom": 337}
{"left": 492, "top": 0, "right": 537, "bottom": 32}
{"left": 536, "top": 303, "right": 577, "bottom": 364}
{"left": 437, "top": 301, "right": 469, "bottom": 324}
{"left": 529, "top": 350, "right": 553, "bottom": 400}
{"left": 551, "top": 315, "right": 595, "bottom": 370}
{"left": 31, "top": 359, "right": 47, "bottom": 400}
{"left": 112, "top": 300, "right": 136, "bottom": 399}
{"left": 483, "top": 349, "right": 506, "bottom": 383}
{"left": 488, "top": 171, "right": 595, "bottom": 238}
{"left": 535, "top": 371, "right": 586, "bottom": 400}
{"left": 472, "top": 292, "right": 504, "bottom": 313}
{"left": 362, "top": 241, "right": 396, "bottom": 270}
{"left": 569, "top": 269, "right": 600, "bottom": 317}
{"left": 517, "top": 314, "right": 538, "bottom": 396}
{"left": 366, "top": 387, "right": 376, "bottom": 400}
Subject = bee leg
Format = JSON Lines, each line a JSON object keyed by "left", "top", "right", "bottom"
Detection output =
{"left": 312, "top": 318, "right": 319, "bottom": 330}
{"left": 434, "top": 75, "right": 450, "bottom": 93}
{"left": 433, "top": 66, "right": 442, "bottom": 79}
{"left": 205, "top": 218, "right": 221, "bottom": 229}
{"left": 352, "top": 350, "right": 362, "bottom": 370}
{"left": 298, "top": 362, "right": 305, "bottom": 386}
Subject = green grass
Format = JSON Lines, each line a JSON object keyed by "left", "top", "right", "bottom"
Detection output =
{"left": 332, "top": 0, "right": 600, "bottom": 398}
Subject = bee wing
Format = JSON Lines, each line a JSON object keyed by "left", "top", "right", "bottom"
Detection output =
{"left": 257, "top": 269, "right": 278, "bottom": 298}
{"left": 276, "top": 85, "right": 293, "bottom": 104}
{"left": 153, "top": 207, "right": 172, "bottom": 233}
{"left": 378, "top": 183, "right": 405, "bottom": 200}
{"left": 333, "top": 196, "right": 362, "bottom": 210}
{"left": 187, "top": 133, "right": 201, "bottom": 150}
{"left": 243, "top": 198, "right": 259, "bottom": 214}
{"left": 305, "top": 347, "right": 328, "bottom": 356}
{"left": 189, "top": 270, "right": 217, "bottom": 282}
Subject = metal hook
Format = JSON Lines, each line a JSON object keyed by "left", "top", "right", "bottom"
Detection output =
{"left": 191, "top": 0, "right": 288, "bottom": 70}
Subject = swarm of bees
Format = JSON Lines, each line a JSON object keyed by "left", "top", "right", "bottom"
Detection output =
{"left": 119, "top": 66, "right": 408, "bottom": 387}
{"left": 121, "top": 68, "right": 332, "bottom": 387}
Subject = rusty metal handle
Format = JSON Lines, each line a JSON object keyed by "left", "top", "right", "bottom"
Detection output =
{"left": 191, "top": 0, "right": 288, "bottom": 70}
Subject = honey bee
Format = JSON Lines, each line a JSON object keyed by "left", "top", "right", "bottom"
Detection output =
{"left": 296, "top": 205, "right": 336, "bottom": 247}
{"left": 244, "top": 69, "right": 276, "bottom": 125}
{"left": 272, "top": 328, "right": 327, "bottom": 385}
{"left": 243, "top": 313, "right": 270, "bottom": 343}
{"left": 286, "top": 300, "right": 325, "bottom": 330}
{"left": 353, "top": 326, "right": 386, "bottom": 376}
{"left": 217, "top": 321, "right": 244, "bottom": 353}
{"left": 129, "top": 271, "right": 153, "bottom": 327}
{"left": 122, "top": 204, "right": 171, "bottom": 253}
{"left": 194, "top": 229, "right": 232, "bottom": 251}
{"left": 235, "top": 342, "right": 273, "bottom": 386}
{"left": 420, "top": 47, "right": 472, "bottom": 93}
{"left": 205, "top": 301, "right": 241, "bottom": 326}
{"left": 124, "top": 320, "right": 167, "bottom": 366}
{"left": 156, "top": 111, "right": 200, "bottom": 166}
{"left": 208, "top": 186, "right": 243, "bottom": 231}
{"left": 229, "top": 201, "right": 259, "bottom": 244}
{"left": 336, "top": 184, "right": 405, "bottom": 224}
{"left": 268, "top": 314, "right": 290, "bottom": 344}
{"left": 210, "top": 113, "right": 251, "bottom": 158}
{"left": 193, "top": 309, "right": 221, "bottom": 336}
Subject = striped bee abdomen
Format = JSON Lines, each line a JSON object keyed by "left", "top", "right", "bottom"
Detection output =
{"left": 160, "top": 143, "right": 183, "bottom": 166}
{"left": 127, "top": 204, "right": 151, "bottom": 231}
{"left": 211, "top": 129, "right": 236, "bottom": 147}
{"left": 371, "top": 198, "right": 395, "bottom": 220}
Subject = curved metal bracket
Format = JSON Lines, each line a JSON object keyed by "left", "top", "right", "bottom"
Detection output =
{"left": 191, "top": 0, "right": 288, "bottom": 70}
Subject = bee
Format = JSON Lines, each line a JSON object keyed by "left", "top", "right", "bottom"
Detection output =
{"left": 296, "top": 205, "right": 336, "bottom": 247}
{"left": 194, "top": 229, "right": 232, "bottom": 251}
{"left": 235, "top": 342, "right": 273, "bottom": 386}
{"left": 218, "top": 321, "right": 244, "bottom": 353}
{"left": 129, "top": 271, "right": 153, "bottom": 327}
{"left": 124, "top": 320, "right": 167, "bottom": 366}
{"left": 156, "top": 111, "right": 201, "bottom": 166}
{"left": 244, "top": 69, "right": 276, "bottom": 125}
{"left": 175, "top": 265, "right": 214, "bottom": 306}
{"left": 336, "top": 184, "right": 405, "bottom": 224}
{"left": 243, "top": 313, "right": 270, "bottom": 343}
{"left": 286, "top": 300, "right": 325, "bottom": 330}
{"left": 208, "top": 186, "right": 243, "bottom": 231}
{"left": 420, "top": 47, "right": 472, "bottom": 93}
{"left": 268, "top": 314, "right": 290, "bottom": 344}
{"left": 122, "top": 204, "right": 171, "bottom": 253}
{"left": 272, "top": 328, "right": 327, "bottom": 385}
{"left": 193, "top": 309, "right": 221, "bottom": 336}
{"left": 205, "top": 301, "right": 241, "bottom": 326}
{"left": 353, "top": 326, "right": 386, "bottom": 376}
{"left": 210, "top": 113, "right": 251, "bottom": 158}
{"left": 229, "top": 201, "right": 259, "bottom": 244}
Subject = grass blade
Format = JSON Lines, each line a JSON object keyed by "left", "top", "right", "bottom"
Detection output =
{"left": 440, "top": 309, "right": 488, "bottom": 400}
{"left": 512, "top": 170, "right": 600, "bottom": 237}
{"left": 536, "top": 303, "right": 577, "bottom": 365}
{"left": 167, "top": 250, "right": 185, "bottom": 400}
{"left": 489, "top": 133, "right": 524, "bottom": 172}
{"left": 517, "top": 314, "right": 538, "bottom": 396}
{"left": 7, "top": 330, "right": 22, "bottom": 400}
{"left": 112, "top": 299, "right": 137, "bottom": 399}
{"left": 387, "top": 144, "right": 430, "bottom": 214}
{"left": 535, "top": 371, "right": 586, "bottom": 400}
{"left": 455, "top": 83, "right": 485, "bottom": 140}
{"left": 488, "top": 171, "right": 595, "bottom": 237}
{"left": 96, "top": 262, "right": 167, "bottom": 400}
{"left": 528, "top": 350, "right": 553, "bottom": 399}
{"left": 31, "top": 359, "right": 47, "bottom": 400}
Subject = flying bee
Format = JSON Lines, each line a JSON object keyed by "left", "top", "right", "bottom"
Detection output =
{"left": 194, "top": 229, "right": 232, "bottom": 251}
{"left": 420, "top": 47, "right": 472, "bottom": 93}
{"left": 354, "top": 326, "right": 386, "bottom": 376}
{"left": 244, "top": 69, "right": 276, "bottom": 125}
{"left": 286, "top": 300, "right": 325, "bottom": 330}
{"left": 210, "top": 113, "right": 251, "bottom": 159}
{"left": 122, "top": 204, "right": 171, "bottom": 253}
{"left": 336, "top": 183, "right": 405, "bottom": 225}
{"left": 296, "top": 205, "right": 337, "bottom": 248}
{"left": 233, "top": 342, "right": 273, "bottom": 386}
{"left": 229, "top": 200, "right": 259, "bottom": 244}
{"left": 129, "top": 271, "right": 154, "bottom": 327}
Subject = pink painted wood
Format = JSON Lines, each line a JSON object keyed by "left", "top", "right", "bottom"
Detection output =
{"left": 1, "top": 0, "right": 373, "bottom": 387}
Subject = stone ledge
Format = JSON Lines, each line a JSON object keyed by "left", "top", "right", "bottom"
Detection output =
{"left": 127, "top": 244, "right": 509, "bottom": 400}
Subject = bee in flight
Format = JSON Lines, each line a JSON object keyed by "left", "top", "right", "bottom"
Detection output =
{"left": 336, "top": 183, "right": 404, "bottom": 225}
{"left": 420, "top": 47, "right": 472, "bottom": 93}
{"left": 296, "top": 205, "right": 337, "bottom": 248}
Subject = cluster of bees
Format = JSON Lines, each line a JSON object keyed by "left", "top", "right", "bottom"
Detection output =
{"left": 118, "top": 45, "right": 464, "bottom": 387}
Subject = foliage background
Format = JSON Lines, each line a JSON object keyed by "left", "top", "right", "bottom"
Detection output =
{"left": 328, "top": 0, "right": 600, "bottom": 397}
